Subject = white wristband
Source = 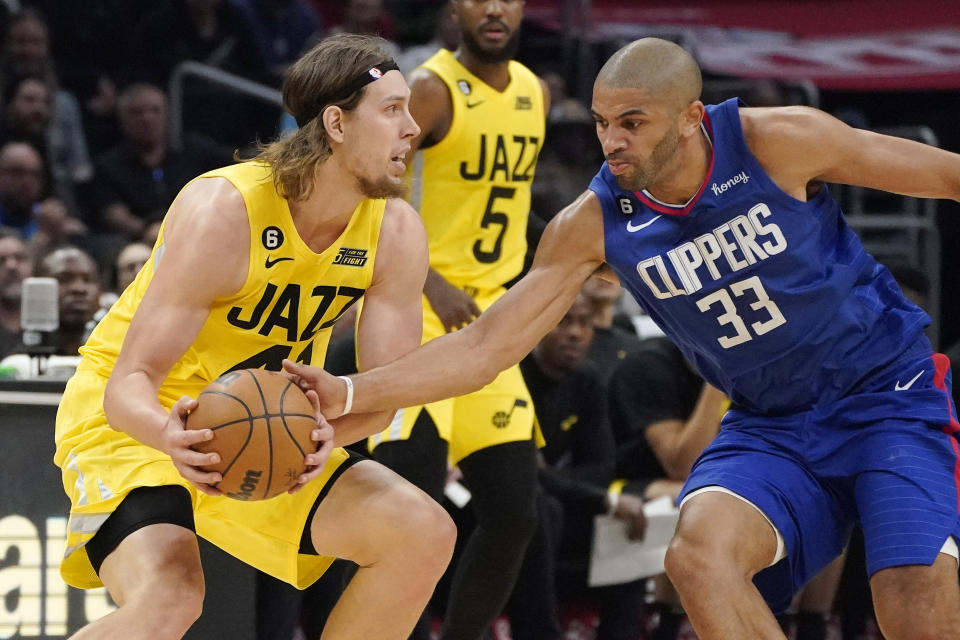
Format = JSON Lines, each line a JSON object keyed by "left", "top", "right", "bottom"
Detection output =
{"left": 606, "top": 488, "right": 620, "bottom": 515}
{"left": 337, "top": 376, "right": 354, "bottom": 415}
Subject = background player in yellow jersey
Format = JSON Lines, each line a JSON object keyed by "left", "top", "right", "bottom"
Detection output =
{"left": 54, "top": 34, "right": 455, "bottom": 640}
{"left": 363, "top": 1, "right": 550, "bottom": 639}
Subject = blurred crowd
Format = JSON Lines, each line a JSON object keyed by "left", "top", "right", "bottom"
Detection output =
{"left": 0, "top": 2, "right": 952, "bottom": 639}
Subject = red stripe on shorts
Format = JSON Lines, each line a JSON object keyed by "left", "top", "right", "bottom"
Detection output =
{"left": 932, "top": 353, "right": 960, "bottom": 511}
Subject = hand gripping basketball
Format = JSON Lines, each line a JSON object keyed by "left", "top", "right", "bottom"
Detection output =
{"left": 185, "top": 368, "right": 335, "bottom": 500}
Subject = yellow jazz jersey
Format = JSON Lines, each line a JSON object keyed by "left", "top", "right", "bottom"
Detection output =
{"left": 412, "top": 49, "right": 545, "bottom": 293}
{"left": 74, "top": 161, "right": 382, "bottom": 415}
{"left": 54, "top": 162, "right": 383, "bottom": 589}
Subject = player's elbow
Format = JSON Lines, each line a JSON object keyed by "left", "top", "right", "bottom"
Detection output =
{"left": 473, "top": 360, "right": 501, "bottom": 389}
{"left": 467, "top": 339, "right": 503, "bottom": 389}
{"left": 462, "top": 323, "right": 519, "bottom": 389}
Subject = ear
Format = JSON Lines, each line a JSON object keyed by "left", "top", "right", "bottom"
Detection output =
{"left": 322, "top": 105, "right": 346, "bottom": 144}
{"left": 679, "top": 100, "right": 705, "bottom": 138}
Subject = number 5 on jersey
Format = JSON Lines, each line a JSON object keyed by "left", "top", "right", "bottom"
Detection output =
{"left": 473, "top": 186, "right": 515, "bottom": 264}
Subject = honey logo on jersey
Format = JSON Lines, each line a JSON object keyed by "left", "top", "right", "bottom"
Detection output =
{"left": 333, "top": 247, "right": 368, "bottom": 267}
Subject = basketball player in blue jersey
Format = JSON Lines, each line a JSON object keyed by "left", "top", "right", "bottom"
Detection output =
{"left": 286, "top": 37, "right": 960, "bottom": 640}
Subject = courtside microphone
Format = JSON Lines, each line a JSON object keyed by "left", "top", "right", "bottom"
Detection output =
{"left": 21, "top": 276, "right": 58, "bottom": 349}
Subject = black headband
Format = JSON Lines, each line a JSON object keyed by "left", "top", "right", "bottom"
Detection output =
{"left": 295, "top": 59, "right": 400, "bottom": 128}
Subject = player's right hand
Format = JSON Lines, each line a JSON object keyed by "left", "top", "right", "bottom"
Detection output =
{"left": 288, "top": 389, "right": 336, "bottom": 494}
{"left": 281, "top": 360, "right": 347, "bottom": 419}
{"left": 424, "top": 275, "right": 481, "bottom": 332}
{"left": 163, "top": 395, "right": 223, "bottom": 496}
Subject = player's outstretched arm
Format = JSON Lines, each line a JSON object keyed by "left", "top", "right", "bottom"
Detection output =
{"left": 103, "top": 178, "right": 250, "bottom": 494}
{"left": 285, "top": 190, "right": 607, "bottom": 418}
{"left": 741, "top": 106, "right": 960, "bottom": 202}
{"left": 304, "top": 198, "right": 430, "bottom": 450}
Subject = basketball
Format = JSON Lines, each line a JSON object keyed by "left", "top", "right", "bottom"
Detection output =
{"left": 185, "top": 368, "right": 318, "bottom": 500}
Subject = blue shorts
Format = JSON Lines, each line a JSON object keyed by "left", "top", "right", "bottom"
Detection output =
{"left": 680, "top": 349, "right": 960, "bottom": 613}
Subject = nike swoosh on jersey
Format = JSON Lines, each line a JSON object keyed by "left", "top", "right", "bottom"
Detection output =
{"left": 894, "top": 370, "right": 924, "bottom": 391}
{"left": 466, "top": 100, "right": 484, "bottom": 108}
{"left": 264, "top": 256, "right": 294, "bottom": 268}
{"left": 626, "top": 215, "right": 662, "bottom": 232}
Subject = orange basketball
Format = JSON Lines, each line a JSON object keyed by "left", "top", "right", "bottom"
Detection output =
{"left": 185, "top": 368, "right": 317, "bottom": 500}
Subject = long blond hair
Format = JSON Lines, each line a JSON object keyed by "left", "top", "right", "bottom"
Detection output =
{"left": 253, "top": 34, "right": 395, "bottom": 201}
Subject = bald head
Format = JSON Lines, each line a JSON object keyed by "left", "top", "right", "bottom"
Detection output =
{"left": 596, "top": 38, "right": 701, "bottom": 111}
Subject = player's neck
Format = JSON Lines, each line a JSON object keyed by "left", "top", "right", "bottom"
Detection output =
{"left": 644, "top": 126, "right": 712, "bottom": 205}
{"left": 454, "top": 49, "right": 511, "bottom": 92}
{"left": 289, "top": 162, "right": 361, "bottom": 251}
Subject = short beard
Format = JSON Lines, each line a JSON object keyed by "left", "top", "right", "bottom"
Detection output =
{"left": 460, "top": 25, "right": 521, "bottom": 64}
{"left": 614, "top": 125, "right": 681, "bottom": 192}
{"left": 356, "top": 174, "right": 407, "bottom": 200}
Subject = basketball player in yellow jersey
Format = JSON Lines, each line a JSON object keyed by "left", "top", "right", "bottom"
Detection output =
{"left": 366, "top": 2, "right": 551, "bottom": 638}
{"left": 54, "top": 34, "right": 455, "bottom": 640}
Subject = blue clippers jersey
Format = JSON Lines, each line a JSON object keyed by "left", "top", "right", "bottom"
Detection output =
{"left": 590, "top": 98, "right": 930, "bottom": 414}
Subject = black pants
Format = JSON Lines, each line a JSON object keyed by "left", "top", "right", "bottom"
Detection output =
{"left": 509, "top": 491, "right": 646, "bottom": 640}
{"left": 374, "top": 410, "right": 540, "bottom": 640}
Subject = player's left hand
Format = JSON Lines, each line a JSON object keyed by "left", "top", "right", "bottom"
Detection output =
{"left": 288, "top": 388, "right": 336, "bottom": 494}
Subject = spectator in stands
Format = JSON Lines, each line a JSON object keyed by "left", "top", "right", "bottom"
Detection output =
{"left": 0, "top": 141, "right": 82, "bottom": 244}
{"left": 0, "top": 139, "right": 43, "bottom": 236}
{"left": 96, "top": 240, "right": 152, "bottom": 314}
{"left": 511, "top": 292, "right": 648, "bottom": 640}
{"left": 0, "top": 225, "right": 30, "bottom": 358}
{"left": 128, "top": 0, "right": 267, "bottom": 85}
{"left": 232, "top": 0, "right": 321, "bottom": 84}
{"left": 326, "top": 0, "right": 400, "bottom": 59}
{"left": 0, "top": 245, "right": 99, "bottom": 378}
{"left": 582, "top": 274, "right": 640, "bottom": 381}
{"left": 0, "top": 9, "right": 92, "bottom": 189}
{"left": 41, "top": 246, "right": 99, "bottom": 354}
{"left": 89, "top": 83, "right": 233, "bottom": 240}
{"left": 396, "top": 3, "right": 458, "bottom": 75}
{"left": 2, "top": 76, "right": 51, "bottom": 152}
{"left": 113, "top": 240, "right": 151, "bottom": 295}
{"left": 25, "top": 196, "right": 87, "bottom": 262}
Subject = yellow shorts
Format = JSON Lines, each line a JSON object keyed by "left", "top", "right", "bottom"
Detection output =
{"left": 55, "top": 366, "right": 351, "bottom": 590}
{"left": 368, "top": 289, "right": 538, "bottom": 464}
